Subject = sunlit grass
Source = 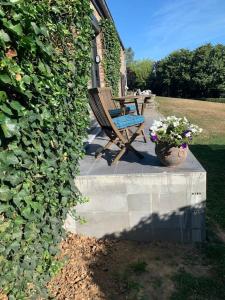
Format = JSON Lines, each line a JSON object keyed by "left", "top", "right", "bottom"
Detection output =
{"left": 157, "top": 96, "right": 225, "bottom": 144}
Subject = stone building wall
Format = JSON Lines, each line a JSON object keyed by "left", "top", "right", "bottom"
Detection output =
{"left": 90, "top": 1, "right": 126, "bottom": 95}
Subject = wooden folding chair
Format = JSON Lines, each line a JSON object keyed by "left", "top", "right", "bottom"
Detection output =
{"left": 98, "top": 87, "right": 136, "bottom": 117}
{"left": 88, "top": 88, "right": 145, "bottom": 165}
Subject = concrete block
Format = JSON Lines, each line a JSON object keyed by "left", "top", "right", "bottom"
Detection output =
{"left": 75, "top": 176, "right": 127, "bottom": 194}
{"left": 76, "top": 193, "right": 128, "bottom": 213}
{"left": 122, "top": 226, "right": 153, "bottom": 242}
{"left": 126, "top": 176, "right": 154, "bottom": 194}
{"left": 67, "top": 142, "right": 206, "bottom": 243}
{"left": 75, "top": 212, "right": 130, "bottom": 238}
{"left": 191, "top": 205, "right": 205, "bottom": 228}
{"left": 150, "top": 228, "right": 194, "bottom": 243}
{"left": 64, "top": 213, "right": 77, "bottom": 234}
{"left": 127, "top": 193, "right": 151, "bottom": 211}
{"left": 150, "top": 211, "right": 187, "bottom": 229}
{"left": 161, "top": 192, "right": 187, "bottom": 214}
{"left": 192, "top": 229, "right": 204, "bottom": 242}
{"left": 129, "top": 211, "right": 152, "bottom": 228}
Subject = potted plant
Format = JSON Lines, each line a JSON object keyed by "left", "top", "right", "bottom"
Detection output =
{"left": 150, "top": 116, "right": 202, "bottom": 167}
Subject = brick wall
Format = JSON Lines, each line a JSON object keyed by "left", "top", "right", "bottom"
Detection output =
{"left": 90, "top": 1, "right": 126, "bottom": 95}
{"left": 119, "top": 48, "right": 127, "bottom": 95}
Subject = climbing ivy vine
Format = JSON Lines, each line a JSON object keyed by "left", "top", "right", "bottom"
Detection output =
{"left": 100, "top": 19, "right": 121, "bottom": 96}
{"left": 0, "top": 0, "right": 92, "bottom": 298}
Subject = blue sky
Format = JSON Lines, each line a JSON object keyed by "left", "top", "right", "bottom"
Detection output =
{"left": 106, "top": 0, "right": 225, "bottom": 61}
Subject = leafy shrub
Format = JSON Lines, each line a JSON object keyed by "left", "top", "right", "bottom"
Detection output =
{"left": 198, "top": 98, "right": 225, "bottom": 103}
{"left": 0, "top": 0, "right": 92, "bottom": 298}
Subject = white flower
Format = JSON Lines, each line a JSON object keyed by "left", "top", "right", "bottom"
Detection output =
{"left": 149, "top": 115, "right": 202, "bottom": 144}
{"left": 185, "top": 131, "right": 191, "bottom": 138}
{"left": 162, "top": 123, "right": 168, "bottom": 130}
{"left": 189, "top": 124, "right": 203, "bottom": 135}
{"left": 183, "top": 117, "right": 188, "bottom": 123}
{"left": 173, "top": 121, "right": 179, "bottom": 127}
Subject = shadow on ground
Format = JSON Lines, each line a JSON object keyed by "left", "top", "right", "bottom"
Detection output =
{"left": 50, "top": 210, "right": 208, "bottom": 300}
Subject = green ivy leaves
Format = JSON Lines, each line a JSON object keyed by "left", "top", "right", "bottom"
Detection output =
{"left": 100, "top": 19, "right": 121, "bottom": 96}
{"left": 0, "top": 0, "right": 92, "bottom": 298}
{"left": 0, "top": 186, "right": 13, "bottom": 202}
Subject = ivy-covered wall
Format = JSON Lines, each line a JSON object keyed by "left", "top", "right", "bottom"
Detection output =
{"left": 100, "top": 19, "right": 121, "bottom": 96}
{"left": 0, "top": 0, "right": 92, "bottom": 298}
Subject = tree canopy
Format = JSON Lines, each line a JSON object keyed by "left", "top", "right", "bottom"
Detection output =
{"left": 151, "top": 44, "right": 225, "bottom": 99}
{"left": 127, "top": 59, "right": 154, "bottom": 90}
{"left": 127, "top": 43, "right": 225, "bottom": 99}
{"left": 125, "top": 47, "right": 135, "bottom": 66}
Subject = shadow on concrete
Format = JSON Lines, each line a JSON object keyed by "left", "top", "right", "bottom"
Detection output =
{"left": 85, "top": 142, "right": 160, "bottom": 167}
{"left": 103, "top": 205, "right": 205, "bottom": 243}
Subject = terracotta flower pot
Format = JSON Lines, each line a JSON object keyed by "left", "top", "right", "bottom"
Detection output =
{"left": 155, "top": 142, "right": 188, "bottom": 167}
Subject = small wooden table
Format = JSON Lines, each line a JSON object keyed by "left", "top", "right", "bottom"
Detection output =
{"left": 112, "top": 95, "right": 151, "bottom": 115}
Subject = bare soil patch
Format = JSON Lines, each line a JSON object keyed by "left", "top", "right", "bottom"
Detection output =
{"left": 49, "top": 234, "right": 211, "bottom": 300}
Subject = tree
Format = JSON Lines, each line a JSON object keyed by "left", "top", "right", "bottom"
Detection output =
{"left": 127, "top": 59, "right": 154, "bottom": 90}
{"left": 152, "top": 49, "right": 192, "bottom": 97}
{"left": 125, "top": 47, "right": 135, "bottom": 66}
{"left": 127, "top": 43, "right": 225, "bottom": 98}
{"left": 190, "top": 44, "right": 214, "bottom": 97}
{"left": 152, "top": 43, "right": 225, "bottom": 98}
{"left": 210, "top": 44, "right": 225, "bottom": 97}
{"left": 190, "top": 43, "right": 225, "bottom": 98}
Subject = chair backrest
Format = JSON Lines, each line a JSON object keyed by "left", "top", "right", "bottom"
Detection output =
{"left": 98, "top": 87, "right": 116, "bottom": 111}
{"left": 88, "top": 88, "right": 130, "bottom": 144}
{"left": 88, "top": 88, "right": 115, "bottom": 129}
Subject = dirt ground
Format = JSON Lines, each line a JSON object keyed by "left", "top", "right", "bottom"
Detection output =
{"left": 49, "top": 234, "right": 211, "bottom": 300}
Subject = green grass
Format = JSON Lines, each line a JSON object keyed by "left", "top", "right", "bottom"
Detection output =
{"left": 157, "top": 96, "right": 225, "bottom": 299}
{"left": 129, "top": 260, "right": 148, "bottom": 275}
{"left": 171, "top": 270, "right": 225, "bottom": 300}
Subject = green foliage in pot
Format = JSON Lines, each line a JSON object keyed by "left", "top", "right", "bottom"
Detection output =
{"left": 100, "top": 19, "right": 121, "bottom": 96}
{"left": 0, "top": 0, "right": 92, "bottom": 298}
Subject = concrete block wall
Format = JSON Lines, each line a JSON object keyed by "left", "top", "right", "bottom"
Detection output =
{"left": 65, "top": 171, "right": 206, "bottom": 243}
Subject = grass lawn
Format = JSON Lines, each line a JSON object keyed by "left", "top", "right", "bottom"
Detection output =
{"left": 157, "top": 96, "right": 225, "bottom": 299}
{"left": 50, "top": 97, "right": 225, "bottom": 300}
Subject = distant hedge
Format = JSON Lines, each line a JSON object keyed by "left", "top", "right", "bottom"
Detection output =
{"left": 0, "top": 0, "right": 92, "bottom": 298}
{"left": 198, "top": 98, "right": 225, "bottom": 103}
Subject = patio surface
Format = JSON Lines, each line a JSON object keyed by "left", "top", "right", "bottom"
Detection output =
{"left": 79, "top": 108, "right": 205, "bottom": 176}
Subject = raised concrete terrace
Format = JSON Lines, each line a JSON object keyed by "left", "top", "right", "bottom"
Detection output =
{"left": 65, "top": 108, "right": 206, "bottom": 243}
{"left": 79, "top": 110, "right": 205, "bottom": 176}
